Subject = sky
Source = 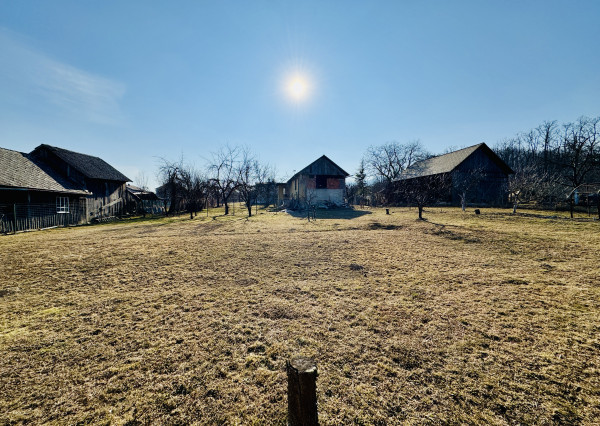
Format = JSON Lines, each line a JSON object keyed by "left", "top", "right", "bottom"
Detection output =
{"left": 1, "top": 0, "right": 599, "bottom": 189}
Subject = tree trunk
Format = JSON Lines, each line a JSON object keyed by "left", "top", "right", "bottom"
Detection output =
{"left": 569, "top": 201, "right": 574, "bottom": 219}
{"left": 247, "top": 203, "right": 252, "bottom": 217}
{"left": 418, "top": 205, "right": 423, "bottom": 220}
{"left": 224, "top": 202, "right": 229, "bottom": 215}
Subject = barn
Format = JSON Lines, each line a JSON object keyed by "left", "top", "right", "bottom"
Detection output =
{"left": 31, "top": 144, "right": 130, "bottom": 219}
{"left": 282, "top": 155, "right": 349, "bottom": 207}
{"left": 397, "top": 143, "right": 514, "bottom": 206}
{"left": 1, "top": 144, "right": 130, "bottom": 233}
{"left": 0, "top": 147, "right": 89, "bottom": 232}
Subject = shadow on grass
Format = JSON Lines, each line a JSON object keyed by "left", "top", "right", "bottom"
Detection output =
{"left": 492, "top": 211, "right": 599, "bottom": 222}
{"left": 424, "top": 221, "right": 481, "bottom": 244}
{"left": 286, "top": 208, "right": 372, "bottom": 220}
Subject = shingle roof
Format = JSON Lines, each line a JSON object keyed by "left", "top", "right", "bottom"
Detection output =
{"left": 399, "top": 143, "right": 513, "bottom": 179}
{"left": 38, "top": 144, "right": 130, "bottom": 182}
{"left": 0, "top": 147, "right": 88, "bottom": 194}
{"left": 126, "top": 184, "right": 159, "bottom": 200}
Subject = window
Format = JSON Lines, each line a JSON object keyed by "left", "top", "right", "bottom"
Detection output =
{"left": 316, "top": 175, "right": 328, "bottom": 189}
{"left": 56, "top": 197, "right": 69, "bottom": 213}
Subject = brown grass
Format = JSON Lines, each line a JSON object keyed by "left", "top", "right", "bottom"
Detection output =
{"left": 1, "top": 206, "right": 599, "bottom": 424}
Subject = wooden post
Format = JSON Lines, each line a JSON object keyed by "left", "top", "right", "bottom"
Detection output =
{"left": 385, "top": 208, "right": 389, "bottom": 215}
{"left": 13, "top": 204, "right": 17, "bottom": 234}
{"left": 287, "top": 357, "right": 318, "bottom": 426}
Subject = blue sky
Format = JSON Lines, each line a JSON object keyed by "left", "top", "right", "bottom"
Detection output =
{"left": 1, "top": 1, "right": 599, "bottom": 189}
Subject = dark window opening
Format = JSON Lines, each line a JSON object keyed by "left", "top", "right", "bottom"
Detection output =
{"left": 316, "top": 175, "right": 327, "bottom": 189}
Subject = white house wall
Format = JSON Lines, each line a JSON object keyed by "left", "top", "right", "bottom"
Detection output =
{"left": 309, "top": 188, "right": 344, "bottom": 205}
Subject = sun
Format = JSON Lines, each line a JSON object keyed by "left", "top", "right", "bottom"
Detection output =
{"left": 285, "top": 74, "right": 310, "bottom": 101}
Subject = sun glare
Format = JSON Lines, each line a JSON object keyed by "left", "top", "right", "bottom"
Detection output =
{"left": 285, "top": 74, "right": 310, "bottom": 101}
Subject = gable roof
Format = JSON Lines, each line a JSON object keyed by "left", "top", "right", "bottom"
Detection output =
{"left": 0, "top": 147, "right": 88, "bottom": 195}
{"left": 35, "top": 144, "right": 130, "bottom": 182}
{"left": 126, "top": 184, "right": 159, "bottom": 200}
{"left": 287, "top": 155, "right": 349, "bottom": 183}
{"left": 399, "top": 143, "right": 513, "bottom": 179}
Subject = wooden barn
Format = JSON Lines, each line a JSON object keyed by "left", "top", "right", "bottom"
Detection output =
{"left": 282, "top": 155, "right": 349, "bottom": 207}
{"left": 397, "top": 143, "right": 514, "bottom": 206}
{"left": 31, "top": 144, "right": 130, "bottom": 220}
{"left": 0, "top": 147, "right": 89, "bottom": 232}
{"left": 1, "top": 144, "right": 130, "bottom": 232}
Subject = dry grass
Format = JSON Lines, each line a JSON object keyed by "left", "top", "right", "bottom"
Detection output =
{"left": 1, "top": 206, "right": 599, "bottom": 425}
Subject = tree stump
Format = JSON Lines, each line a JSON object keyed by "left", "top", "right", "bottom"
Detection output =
{"left": 385, "top": 208, "right": 390, "bottom": 215}
{"left": 474, "top": 209, "right": 481, "bottom": 215}
{"left": 287, "top": 357, "right": 318, "bottom": 426}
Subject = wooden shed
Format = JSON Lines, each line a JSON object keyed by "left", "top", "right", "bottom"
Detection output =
{"left": 284, "top": 155, "right": 349, "bottom": 206}
{"left": 397, "top": 143, "right": 514, "bottom": 206}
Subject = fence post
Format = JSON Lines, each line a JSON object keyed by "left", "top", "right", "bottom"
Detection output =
{"left": 13, "top": 204, "right": 17, "bottom": 234}
{"left": 287, "top": 357, "right": 318, "bottom": 426}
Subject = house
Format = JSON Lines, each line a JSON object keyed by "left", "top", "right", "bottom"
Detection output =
{"left": 396, "top": 143, "right": 514, "bottom": 206}
{"left": 0, "top": 147, "right": 89, "bottom": 232}
{"left": 31, "top": 144, "right": 130, "bottom": 219}
{"left": 282, "top": 155, "right": 349, "bottom": 207}
{"left": 1, "top": 144, "right": 130, "bottom": 233}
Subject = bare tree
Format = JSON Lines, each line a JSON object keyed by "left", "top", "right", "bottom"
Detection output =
{"left": 305, "top": 187, "right": 317, "bottom": 221}
{"left": 178, "top": 164, "right": 207, "bottom": 219}
{"left": 395, "top": 174, "right": 450, "bottom": 220}
{"left": 508, "top": 165, "right": 558, "bottom": 214}
{"left": 254, "top": 163, "right": 276, "bottom": 212}
{"left": 134, "top": 171, "right": 149, "bottom": 191}
{"left": 157, "top": 158, "right": 207, "bottom": 219}
{"left": 538, "top": 120, "right": 558, "bottom": 172}
{"left": 555, "top": 117, "right": 599, "bottom": 191}
{"left": 157, "top": 158, "right": 182, "bottom": 216}
{"left": 208, "top": 145, "right": 241, "bottom": 215}
{"left": 237, "top": 147, "right": 259, "bottom": 217}
{"left": 558, "top": 117, "right": 599, "bottom": 218}
{"left": 364, "top": 140, "right": 428, "bottom": 182}
{"left": 364, "top": 140, "right": 429, "bottom": 203}
{"left": 452, "top": 168, "right": 486, "bottom": 211}
{"left": 495, "top": 116, "right": 599, "bottom": 216}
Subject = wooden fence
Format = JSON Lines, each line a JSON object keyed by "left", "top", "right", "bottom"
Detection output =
{"left": 0, "top": 202, "right": 85, "bottom": 234}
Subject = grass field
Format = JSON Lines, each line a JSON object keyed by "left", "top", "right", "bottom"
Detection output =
{"left": 1, "top": 206, "right": 599, "bottom": 425}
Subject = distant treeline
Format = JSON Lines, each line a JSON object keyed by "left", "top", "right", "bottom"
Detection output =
{"left": 494, "top": 116, "right": 599, "bottom": 212}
